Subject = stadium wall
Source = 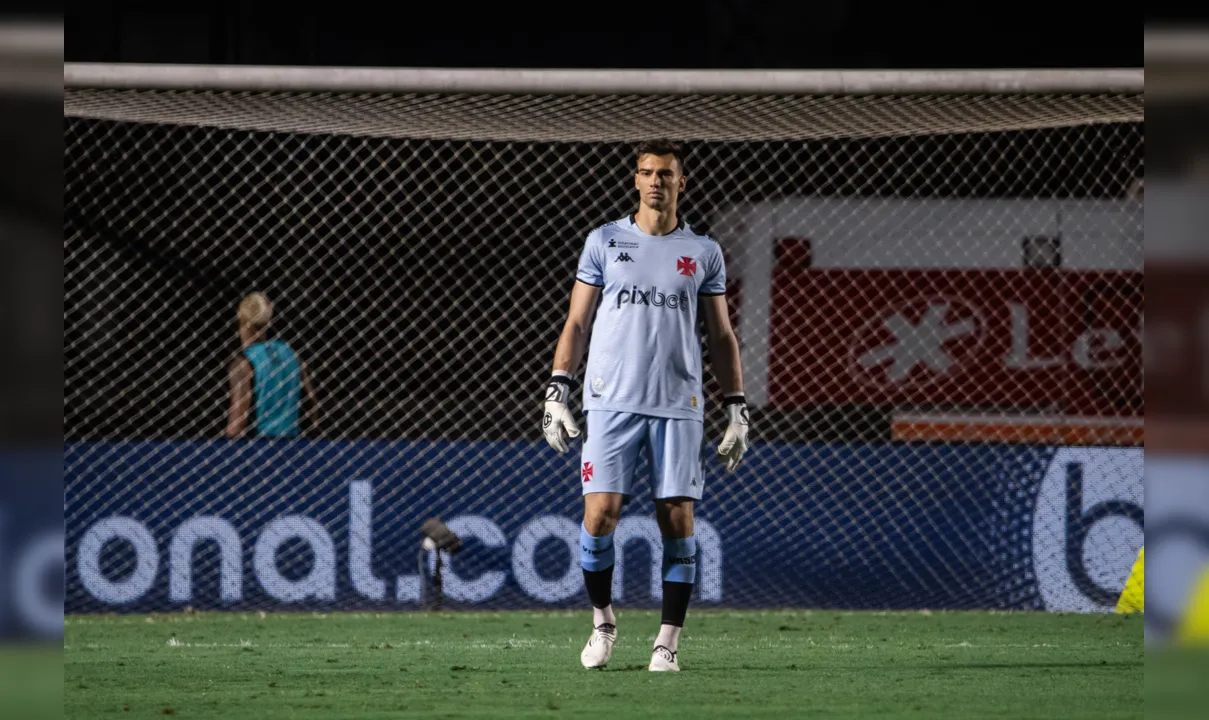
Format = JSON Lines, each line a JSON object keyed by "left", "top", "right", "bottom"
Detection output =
{"left": 64, "top": 440, "right": 1142, "bottom": 615}
{"left": 712, "top": 197, "right": 1143, "bottom": 411}
{"left": 65, "top": 189, "right": 1144, "bottom": 443}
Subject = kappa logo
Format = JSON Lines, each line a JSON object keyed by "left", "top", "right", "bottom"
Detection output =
{"left": 615, "top": 253, "right": 634, "bottom": 262}
{"left": 849, "top": 296, "right": 985, "bottom": 391}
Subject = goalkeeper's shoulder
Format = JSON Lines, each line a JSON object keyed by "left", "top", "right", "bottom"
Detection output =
{"left": 684, "top": 219, "right": 723, "bottom": 248}
{"left": 587, "top": 217, "right": 630, "bottom": 239}
{"left": 683, "top": 221, "right": 726, "bottom": 268}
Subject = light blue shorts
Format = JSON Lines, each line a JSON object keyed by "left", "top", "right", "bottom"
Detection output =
{"left": 579, "top": 410, "right": 706, "bottom": 502}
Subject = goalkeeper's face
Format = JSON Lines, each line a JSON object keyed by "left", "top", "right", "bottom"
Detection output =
{"left": 634, "top": 153, "right": 685, "bottom": 213}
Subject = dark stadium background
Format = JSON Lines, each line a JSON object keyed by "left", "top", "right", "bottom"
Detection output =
{"left": 64, "top": 2, "right": 1136, "bottom": 70}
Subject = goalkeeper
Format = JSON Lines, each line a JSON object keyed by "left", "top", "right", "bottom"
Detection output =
{"left": 541, "top": 139, "right": 749, "bottom": 672}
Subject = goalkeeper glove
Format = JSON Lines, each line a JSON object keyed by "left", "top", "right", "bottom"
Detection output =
{"left": 716, "top": 393, "right": 750, "bottom": 473}
{"left": 542, "top": 373, "right": 581, "bottom": 453}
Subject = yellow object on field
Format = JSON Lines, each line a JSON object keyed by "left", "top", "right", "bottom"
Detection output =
{"left": 1115, "top": 546, "right": 1144, "bottom": 613}
{"left": 1176, "top": 564, "right": 1209, "bottom": 645}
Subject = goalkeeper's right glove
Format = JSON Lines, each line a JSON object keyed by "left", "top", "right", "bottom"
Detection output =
{"left": 542, "top": 373, "right": 581, "bottom": 453}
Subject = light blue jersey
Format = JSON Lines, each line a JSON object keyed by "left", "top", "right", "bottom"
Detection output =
{"left": 576, "top": 214, "right": 727, "bottom": 422}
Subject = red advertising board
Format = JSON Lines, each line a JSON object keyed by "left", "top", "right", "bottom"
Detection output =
{"left": 1145, "top": 263, "right": 1209, "bottom": 425}
{"left": 765, "top": 266, "right": 1142, "bottom": 417}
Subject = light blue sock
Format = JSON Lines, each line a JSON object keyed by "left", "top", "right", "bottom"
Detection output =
{"left": 580, "top": 523, "right": 615, "bottom": 572}
{"left": 662, "top": 535, "right": 697, "bottom": 584}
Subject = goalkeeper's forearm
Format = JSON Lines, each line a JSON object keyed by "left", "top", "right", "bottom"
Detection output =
{"left": 551, "top": 320, "right": 588, "bottom": 377}
{"left": 708, "top": 329, "right": 744, "bottom": 396}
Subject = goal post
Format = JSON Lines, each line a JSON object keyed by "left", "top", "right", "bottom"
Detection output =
{"left": 64, "top": 63, "right": 1143, "bottom": 94}
{"left": 63, "top": 64, "right": 1144, "bottom": 615}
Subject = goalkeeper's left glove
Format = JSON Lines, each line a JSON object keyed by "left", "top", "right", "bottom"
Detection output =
{"left": 716, "top": 393, "right": 750, "bottom": 473}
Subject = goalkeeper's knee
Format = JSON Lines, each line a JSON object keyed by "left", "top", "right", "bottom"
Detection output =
{"left": 580, "top": 523, "right": 615, "bottom": 572}
{"left": 662, "top": 535, "right": 697, "bottom": 584}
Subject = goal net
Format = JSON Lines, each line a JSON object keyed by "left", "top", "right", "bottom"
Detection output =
{"left": 64, "top": 66, "right": 1144, "bottom": 615}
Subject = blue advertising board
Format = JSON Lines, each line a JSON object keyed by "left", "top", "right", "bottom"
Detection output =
{"left": 1, "top": 449, "right": 63, "bottom": 639}
{"left": 64, "top": 441, "right": 1143, "bottom": 615}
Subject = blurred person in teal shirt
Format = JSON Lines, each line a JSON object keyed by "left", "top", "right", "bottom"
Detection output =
{"left": 226, "top": 292, "right": 319, "bottom": 438}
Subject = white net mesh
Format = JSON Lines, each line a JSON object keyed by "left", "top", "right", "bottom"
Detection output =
{"left": 64, "top": 74, "right": 1144, "bottom": 614}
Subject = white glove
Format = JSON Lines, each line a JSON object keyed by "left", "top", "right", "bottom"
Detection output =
{"left": 542, "top": 375, "right": 581, "bottom": 453}
{"left": 716, "top": 396, "right": 750, "bottom": 473}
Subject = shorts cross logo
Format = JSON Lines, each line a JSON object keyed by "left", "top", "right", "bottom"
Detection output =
{"left": 581, "top": 461, "right": 594, "bottom": 483}
{"left": 676, "top": 256, "right": 697, "bottom": 277}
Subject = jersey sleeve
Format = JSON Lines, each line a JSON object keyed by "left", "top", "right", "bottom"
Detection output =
{"left": 698, "top": 241, "right": 727, "bottom": 296}
{"left": 575, "top": 228, "right": 605, "bottom": 287}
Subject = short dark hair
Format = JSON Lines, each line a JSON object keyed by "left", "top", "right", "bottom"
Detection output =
{"left": 635, "top": 139, "right": 686, "bottom": 175}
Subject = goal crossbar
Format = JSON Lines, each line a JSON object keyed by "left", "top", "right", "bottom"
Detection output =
{"left": 63, "top": 63, "right": 1144, "bottom": 96}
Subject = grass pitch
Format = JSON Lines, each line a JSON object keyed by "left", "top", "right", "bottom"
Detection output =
{"left": 64, "top": 609, "right": 1142, "bottom": 719}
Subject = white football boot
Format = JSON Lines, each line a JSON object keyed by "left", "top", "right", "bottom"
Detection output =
{"left": 648, "top": 644, "right": 680, "bottom": 672}
{"left": 580, "top": 623, "right": 616, "bottom": 669}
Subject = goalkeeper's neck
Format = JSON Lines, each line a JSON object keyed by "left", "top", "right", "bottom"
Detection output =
{"left": 633, "top": 205, "right": 680, "bottom": 237}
